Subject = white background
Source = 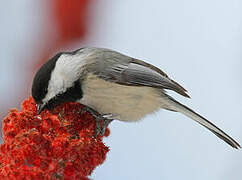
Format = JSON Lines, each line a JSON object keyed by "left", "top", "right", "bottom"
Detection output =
{"left": 0, "top": 1, "right": 241, "bottom": 180}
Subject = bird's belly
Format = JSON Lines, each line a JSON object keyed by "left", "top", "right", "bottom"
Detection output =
{"left": 79, "top": 74, "right": 162, "bottom": 121}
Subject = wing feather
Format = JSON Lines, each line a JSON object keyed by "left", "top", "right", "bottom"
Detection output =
{"left": 96, "top": 57, "right": 190, "bottom": 98}
{"left": 88, "top": 49, "right": 189, "bottom": 97}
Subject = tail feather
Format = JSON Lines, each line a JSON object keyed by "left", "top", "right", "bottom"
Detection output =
{"left": 162, "top": 95, "right": 240, "bottom": 149}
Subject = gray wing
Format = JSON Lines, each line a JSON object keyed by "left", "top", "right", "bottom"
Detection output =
{"left": 91, "top": 50, "right": 189, "bottom": 97}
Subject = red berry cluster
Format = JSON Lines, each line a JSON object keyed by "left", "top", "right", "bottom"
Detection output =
{"left": 0, "top": 97, "right": 109, "bottom": 180}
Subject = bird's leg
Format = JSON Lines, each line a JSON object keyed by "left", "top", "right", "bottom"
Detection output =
{"left": 80, "top": 106, "right": 101, "bottom": 136}
{"left": 100, "top": 114, "right": 113, "bottom": 136}
{"left": 81, "top": 106, "right": 113, "bottom": 137}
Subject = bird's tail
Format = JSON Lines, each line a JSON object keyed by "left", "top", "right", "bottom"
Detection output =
{"left": 161, "top": 95, "right": 240, "bottom": 149}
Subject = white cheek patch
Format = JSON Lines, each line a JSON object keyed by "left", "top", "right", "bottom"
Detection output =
{"left": 43, "top": 72, "right": 65, "bottom": 104}
{"left": 42, "top": 52, "right": 89, "bottom": 104}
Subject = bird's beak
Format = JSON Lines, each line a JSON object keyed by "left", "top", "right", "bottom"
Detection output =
{"left": 37, "top": 104, "right": 45, "bottom": 115}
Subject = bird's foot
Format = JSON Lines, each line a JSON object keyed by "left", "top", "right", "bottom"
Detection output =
{"left": 81, "top": 106, "right": 113, "bottom": 137}
{"left": 95, "top": 114, "right": 113, "bottom": 137}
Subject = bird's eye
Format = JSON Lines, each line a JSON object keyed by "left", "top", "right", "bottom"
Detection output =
{"left": 56, "top": 93, "right": 62, "bottom": 97}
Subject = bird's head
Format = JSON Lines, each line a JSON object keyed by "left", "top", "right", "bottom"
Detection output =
{"left": 32, "top": 49, "right": 86, "bottom": 114}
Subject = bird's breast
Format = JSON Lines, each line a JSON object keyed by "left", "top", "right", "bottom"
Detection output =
{"left": 79, "top": 73, "right": 162, "bottom": 121}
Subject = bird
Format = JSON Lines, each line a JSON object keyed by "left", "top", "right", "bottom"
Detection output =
{"left": 32, "top": 47, "right": 240, "bottom": 149}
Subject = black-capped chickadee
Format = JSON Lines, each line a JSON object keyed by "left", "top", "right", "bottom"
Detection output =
{"left": 32, "top": 47, "right": 240, "bottom": 149}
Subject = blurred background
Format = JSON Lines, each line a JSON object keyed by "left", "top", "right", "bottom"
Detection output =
{"left": 0, "top": 0, "right": 241, "bottom": 179}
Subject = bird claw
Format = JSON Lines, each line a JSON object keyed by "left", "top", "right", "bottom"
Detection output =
{"left": 96, "top": 115, "right": 113, "bottom": 137}
{"left": 81, "top": 106, "right": 113, "bottom": 137}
